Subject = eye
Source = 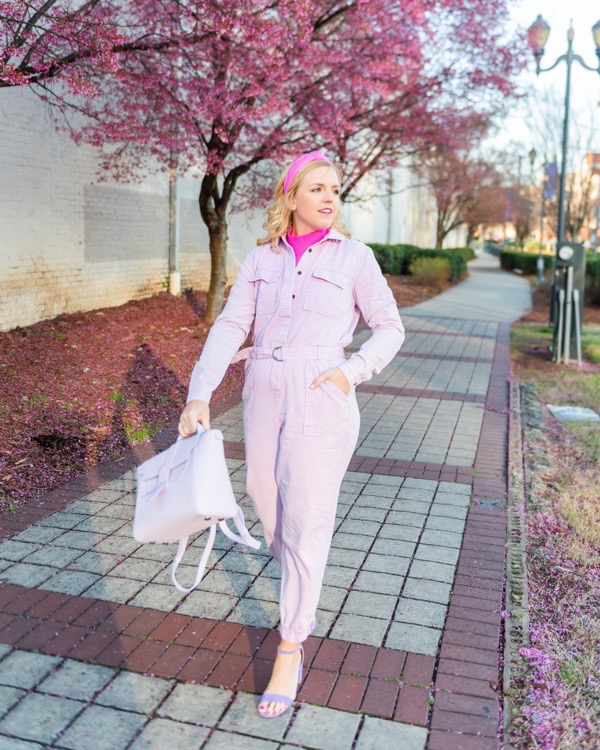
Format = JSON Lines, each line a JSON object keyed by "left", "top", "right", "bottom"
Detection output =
{"left": 311, "top": 187, "right": 321, "bottom": 192}
{"left": 333, "top": 189, "right": 340, "bottom": 195}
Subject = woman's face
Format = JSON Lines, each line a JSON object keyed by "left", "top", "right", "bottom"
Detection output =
{"left": 289, "top": 165, "right": 340, "bottom": 235}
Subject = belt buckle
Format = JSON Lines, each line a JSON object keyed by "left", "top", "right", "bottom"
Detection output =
{"left": 272, "top": 346, "right": 283, "bottom": 361}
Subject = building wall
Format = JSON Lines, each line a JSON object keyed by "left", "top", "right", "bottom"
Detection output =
{"left": 1, "top": 88, "right": 463, "bottom": 333}
{"left": 0, "top": 88, "right": 261, "bottom": 332}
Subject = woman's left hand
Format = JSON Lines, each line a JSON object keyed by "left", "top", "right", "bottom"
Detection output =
{"left": 310, "top": 367, "right": 352, "bottom": 395}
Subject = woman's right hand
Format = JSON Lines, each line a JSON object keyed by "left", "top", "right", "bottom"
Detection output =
{"left": 178, "top": 399, "right": 211, "bottom": 438}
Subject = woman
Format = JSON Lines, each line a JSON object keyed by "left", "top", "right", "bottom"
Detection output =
{"left": 178, "top": 150, "right": 405, "bottom": 718}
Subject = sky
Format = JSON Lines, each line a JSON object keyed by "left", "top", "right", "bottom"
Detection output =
{"left": 493, "top": 0, "right": 600, "bottom": 160}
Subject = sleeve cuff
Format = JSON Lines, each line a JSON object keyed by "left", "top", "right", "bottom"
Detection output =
{"left": 338, "top": 358, "right": 363, "bottom": 387}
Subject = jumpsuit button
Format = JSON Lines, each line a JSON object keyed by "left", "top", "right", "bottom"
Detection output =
{"left": 292, "top": 294, "right": 296, "bottom": 299}
{"left": 308, "top": 249, "right": 312, "bottom": 252}
{"left": 297, "top": 271, "right": 302, "bottom": 275}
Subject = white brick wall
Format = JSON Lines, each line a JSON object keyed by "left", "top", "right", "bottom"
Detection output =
{"left": 0, "top": 88, "right": 260, "bottom": 332}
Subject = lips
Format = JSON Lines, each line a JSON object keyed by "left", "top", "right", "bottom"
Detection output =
{"left": 319, "top": 208, "right": 332, "bottom": 214}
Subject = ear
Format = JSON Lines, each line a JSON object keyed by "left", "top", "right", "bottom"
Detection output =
{"left": 286, "top": 193, "right": 296, "bottom": 212}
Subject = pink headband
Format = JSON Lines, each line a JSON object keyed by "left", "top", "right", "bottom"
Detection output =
{"left": 283, "top": 149, "right": 333, "bottom": 193}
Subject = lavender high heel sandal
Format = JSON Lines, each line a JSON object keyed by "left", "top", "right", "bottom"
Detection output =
{"left": 258, "top": 644, "right": 304, "bottom": 719}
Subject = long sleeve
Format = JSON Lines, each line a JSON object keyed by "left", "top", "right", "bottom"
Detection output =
{"left": 186, "top": 252, "right": 257, "bottom": 404}
{"left": 338, "top": 247, "right": 405, "bottom": 387}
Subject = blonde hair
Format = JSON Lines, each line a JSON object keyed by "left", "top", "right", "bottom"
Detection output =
{"left": 258, "top": 160, "right": 350, "bottom": 247}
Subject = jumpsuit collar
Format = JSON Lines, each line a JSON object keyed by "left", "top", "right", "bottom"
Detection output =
{"left": 278, "top": 227, "right": 345, "bottom": 253}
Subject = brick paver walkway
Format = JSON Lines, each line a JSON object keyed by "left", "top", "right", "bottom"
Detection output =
{"left": 0, "top": 252, "right": 531, "bottom": 749}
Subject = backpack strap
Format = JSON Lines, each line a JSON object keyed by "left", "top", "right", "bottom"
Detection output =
{"left": 170, "top": 507, "right": 261, "bottom": 594}
{"left": 171, "top": 525, "right": 216, "bottom": 594}
{"left": 219, "top": 505, "right": 261, "bottom": 550}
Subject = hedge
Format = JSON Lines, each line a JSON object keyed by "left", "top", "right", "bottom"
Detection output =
{"left": 587, "top": 255, "right": 600, "bottom": 285}
{"left": 499, "top": 250, "right": 554, "bottom": 273}
{"left": 369, "top": 243, "right": 467, "bottom": 281}
{"left": 449, "top": 247, "right": 476, "bottom": 263}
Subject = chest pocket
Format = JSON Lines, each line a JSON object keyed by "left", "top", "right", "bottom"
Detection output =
{"left": 303, "top": 267, "right": 351, "bottom": 318}
{"left": 251, "top": 268, "right": 281, "bottom": 315}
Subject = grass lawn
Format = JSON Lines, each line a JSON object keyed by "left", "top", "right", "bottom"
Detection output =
{"left": 510, "top": 284, "right": 600, "bottom": 749}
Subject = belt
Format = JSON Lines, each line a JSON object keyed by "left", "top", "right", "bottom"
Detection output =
{"left": 231, "top": 345, "right": 345, "bottom": 364}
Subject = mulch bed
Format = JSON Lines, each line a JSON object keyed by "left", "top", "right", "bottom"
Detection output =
{"left": 0, "top": 291, "right": 244, "bottom": 514}
{"left": 519, "top": 281, "right": 600, "bottom": 325}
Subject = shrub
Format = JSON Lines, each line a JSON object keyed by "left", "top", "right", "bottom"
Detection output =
{"left": 586, "top": 255, "right": 600, "bottom": 286}
{"left": 369, "top": 243, "right": 405, "bottom": 275}
{"left": 449, "top": 246, "right": 476, "bottom": 263}
{"left": 369, "top": 243, "right": 467, "bottom": 281}
{"left": 403, "top": 247, "right": 466, "bottom": 280}
{"left": 408, "top": 257, "right": 451, "bottom": 289}
{"left": 500, "top": 250, "right": 554, "bottom": 274}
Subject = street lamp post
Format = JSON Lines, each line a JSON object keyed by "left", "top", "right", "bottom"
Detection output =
{"left": 528, "top": 16, "right": 600, "bottom": 244}
{"left": 528, "top": 16, "right": 600, "bottom": 364}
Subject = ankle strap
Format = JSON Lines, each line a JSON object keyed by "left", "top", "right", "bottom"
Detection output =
{"left": 277, "top": 644, "right": 302, "bottom": 655}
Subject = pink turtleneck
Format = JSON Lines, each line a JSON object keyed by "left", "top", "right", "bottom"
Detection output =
{"left": 286, "top": 227, "right": 330, "bottom": 265}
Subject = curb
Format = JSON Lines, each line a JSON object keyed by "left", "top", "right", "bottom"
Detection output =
{"left": 503, "top": 379, "right": 530, "bottom": 746}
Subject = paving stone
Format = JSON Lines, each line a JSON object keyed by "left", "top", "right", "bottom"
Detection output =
{"left": 0, "top": 693, "right": 84, "bottom": 744}
{"left": 419, "top": 530, "right": 463, "bottom": 549}
{"left": 96, "top": 670, "right": 174, "bottom": 713}
{"left": 219, "top": 692, "right": 291, "bottom": 741}
{"left": 226, "top": 598, "right": 279, "bottom": 629}
{"left": 403, "top": 578, "right": 452, "bottom": 605}
{"left": 0, "top": 651, "right": 61, "bottom": 689}
{"left": 377, "top": 524, "right": 421, "bottom": 543}
{"left": 327, "top": 548, "right": 368, "bottom": 568}
{"left": 318, "top": 585, "right": 348, "bottom": 612}
{"left": 354, "top": 571, "right": 404, "bottom": 595}
{"left": 385, "top": 623, "right": 441, "bottom": 656}
{"left": 331, "top": 533, "right": 373, "bottom": 552}
{"left": 39, "top": 660, "right": 114, "bottom": 701}
{"left": 0, "top": 539, "right": 38, "bottom": 562}
{"left": 371, "top": 538, "right": 416, "bottom": 557}
{"left": 409, "top": 559, "right": 456, "bottom": 584}
{"left": 0, "top": 685, "right": 25, "bottom": 719}
{"left": 130, "top": 584, "right": 187, "bottom": 611}
{"left": 199, "top": 570, "right": 254, "bottom": 598}
{"left": 322, "top": 566, "right": 357, "bottom": 588}
{"left": 84, "top": 576, "right": 145, "bottom": 603}
{"left": 158, "top": 683, "right": 230, "bottom": 725}
{"left": 57, "top": 704, "right": 146, "bottom": 750}
{"left": 129, "top": 718, "right": 210, "bottom": 749}
{"left": 14, "top": 527, "right": 63, "bottom": 545}
{"left": 0, "top": 563, "right": 55, "bottom": 587}
{"left": 0, "top": 736, "right": 44, "bottom": 749}
{"left": 22, "top": 546, "right": 84, "bottom": 568}
{"left": 41, "top": 570, "right": 101, "bottom": 596}
{"left": 343, "top": 591, "right": 396, "bottom": 620}
{"left": 205, "top": 730, "right": 278, "bottom": 749}
{"left": 329, "top": 614, "right": 389, "bottom": 647}
{"left": 428, "top": 504, "right": 468, "bottom": 520}
{"left": 362, "top": 554, "right": 410, "bottom": 576}
{"left": 53, "top": 531, "right": 105, "bottom": 550}
{"left": 396, "top": 598, "right": 447, "bottom": 628}
{"left": 68, "top": 551, "right": 121, "bottom": 574}
{"left": 355, "top": 716, "right": 427, "bottom": 750}
{"left": 286, "top": 703, "right": 361, "bottom": 750}
{"left": 414, "top": 544, "right": 460, "bottom": 566}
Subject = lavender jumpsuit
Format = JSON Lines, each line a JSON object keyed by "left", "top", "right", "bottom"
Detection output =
{"left": 187, "top": 229, "right": 405, "bottom": 642}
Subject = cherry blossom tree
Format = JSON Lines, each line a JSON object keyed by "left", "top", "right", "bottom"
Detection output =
{"left": 1, "top": 2, "right": 125, "bottom": 91}
{"left": 24, "top": 1, "right": 527, "bottom": 321}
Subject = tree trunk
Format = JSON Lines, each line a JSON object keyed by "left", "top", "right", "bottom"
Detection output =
{"left": 198, "top": 173, "right": 229, "bottom": 325}
{"left": 435, "top": 213, "right": 445, "bottom": 249}
{"left": 205, "top": 217, "right": 228, "bottom": 324}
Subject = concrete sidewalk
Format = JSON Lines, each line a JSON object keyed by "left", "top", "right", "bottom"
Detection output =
{"left": 0, "top": 253, "right": 530, "bottom": 749}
